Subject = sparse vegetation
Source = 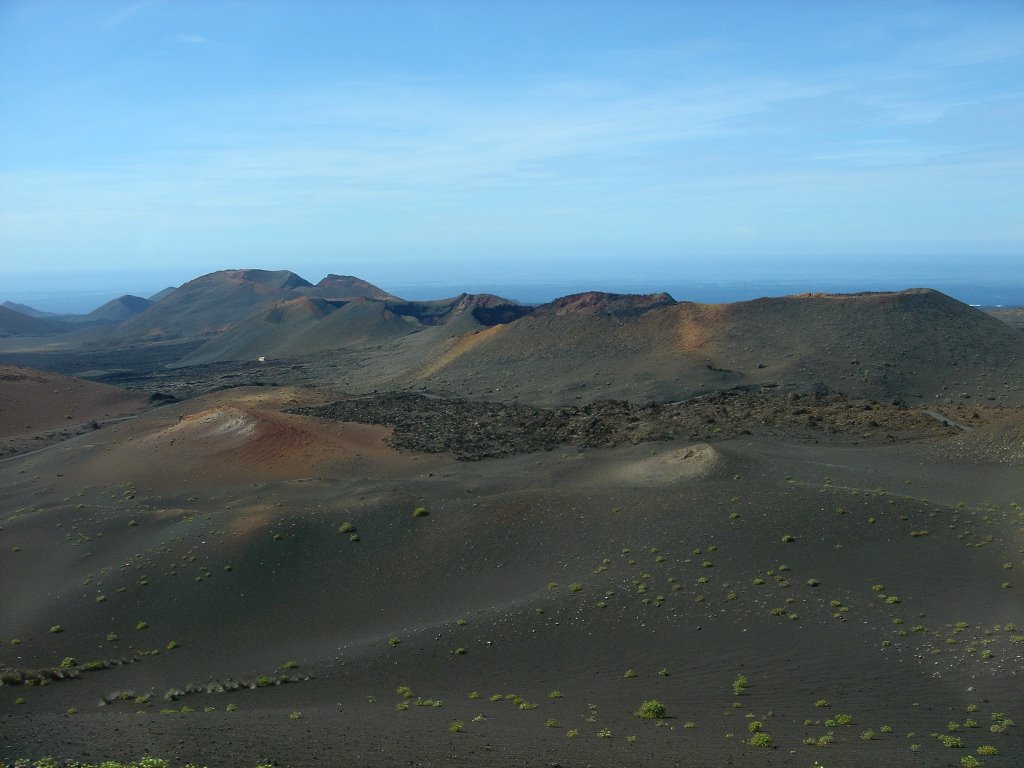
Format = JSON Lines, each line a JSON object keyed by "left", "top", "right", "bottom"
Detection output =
{"left": 747, "top": 732, "right": 773, "bottom": 747}
{"left": 635, "top": 700, "right": 665, "bottom": 719}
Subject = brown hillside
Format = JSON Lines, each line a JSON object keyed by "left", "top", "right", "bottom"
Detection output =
{"left": 407, "top": 289, "right": 1024, "bottom": 406}
{"left": 112, "top": 269, "right": 396, "bottom": 343}
{"left": 177, "top": 297, "right": 419, "bottom": 365}
{"left": 178, "top": 293, "right": 528, "bottom": 366}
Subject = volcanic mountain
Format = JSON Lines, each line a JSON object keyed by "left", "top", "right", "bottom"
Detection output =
{"left": 111, "top": 269, "right": 395, "bottom": 342}
{"left": 299, "top": 274, "right": 398, "bottom": 301}
{"left": 330, "top": 288, "right": 1021, "bottom": 407}
{"left": 177, "top": 292, "right": 531, "bottom": 366}
{"left": 77, "top": 295, "right": 154, "bottom": 324}
{"left": 4, "top": 272, "right": 1023, "bottom": 408}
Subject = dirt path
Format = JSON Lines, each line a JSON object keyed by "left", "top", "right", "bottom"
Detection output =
{"left": 923, "top": 409, "right": 974, "bottom": 431}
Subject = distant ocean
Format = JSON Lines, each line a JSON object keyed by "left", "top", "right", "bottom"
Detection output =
{"left": 4, "top": 272, "right": 1023, "bottom": 315}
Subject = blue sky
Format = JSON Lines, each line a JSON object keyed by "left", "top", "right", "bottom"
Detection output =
{"left": 1, "top": 0, "right": 1022, "bottom": 306}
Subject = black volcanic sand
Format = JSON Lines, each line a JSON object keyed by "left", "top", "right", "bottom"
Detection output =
{"left": 1, "top": 387, "right": 1022, "bottom": 767}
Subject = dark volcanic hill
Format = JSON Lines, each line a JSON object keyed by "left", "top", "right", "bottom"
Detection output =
{"left": 0, "top": 301, "right": 58, "bottom": 318}
{"left": 534, "top": 290, "right": 676, "bottom": 317}
{"left": 301, "top": 274, "right": 399, "bottom": 301}
{"left": 79, "top": 294, "right": 154, "bottom": 324}
{"left": 403, "top": 288, "right": 1024, "bottom": 406}
{"left": 0, "top": 305, "right": 74, "bottom": 337}
{"left": 113, "top": 269, "right": 392, "bottom": 342}
{"left": 3, "top": 296, "right": 153, "bottom": 328}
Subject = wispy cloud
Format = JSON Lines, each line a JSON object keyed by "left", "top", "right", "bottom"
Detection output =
{"left": 102, "top": 0, "right": 160, "bottom": 29}
{"left": 176, "top": 33, "right": 214, "bottom": 46}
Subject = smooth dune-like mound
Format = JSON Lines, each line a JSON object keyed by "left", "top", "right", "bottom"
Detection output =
{"left": 0, "top": 365, "right": 146, "bottom": 438}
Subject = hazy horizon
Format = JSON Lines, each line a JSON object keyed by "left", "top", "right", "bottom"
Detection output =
{"left": 4, "top": 254, "right": 1024, "bottom": 315}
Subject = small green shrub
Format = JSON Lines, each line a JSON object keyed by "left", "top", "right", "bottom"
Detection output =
{"left": 412, "top": 507, "right": 428, "bottom": 517}
{"left": 635, "top": 700, "right": 666, "bottom": 719}
{"left": 748, "top": 732, "right": 773, "bottom": 747}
